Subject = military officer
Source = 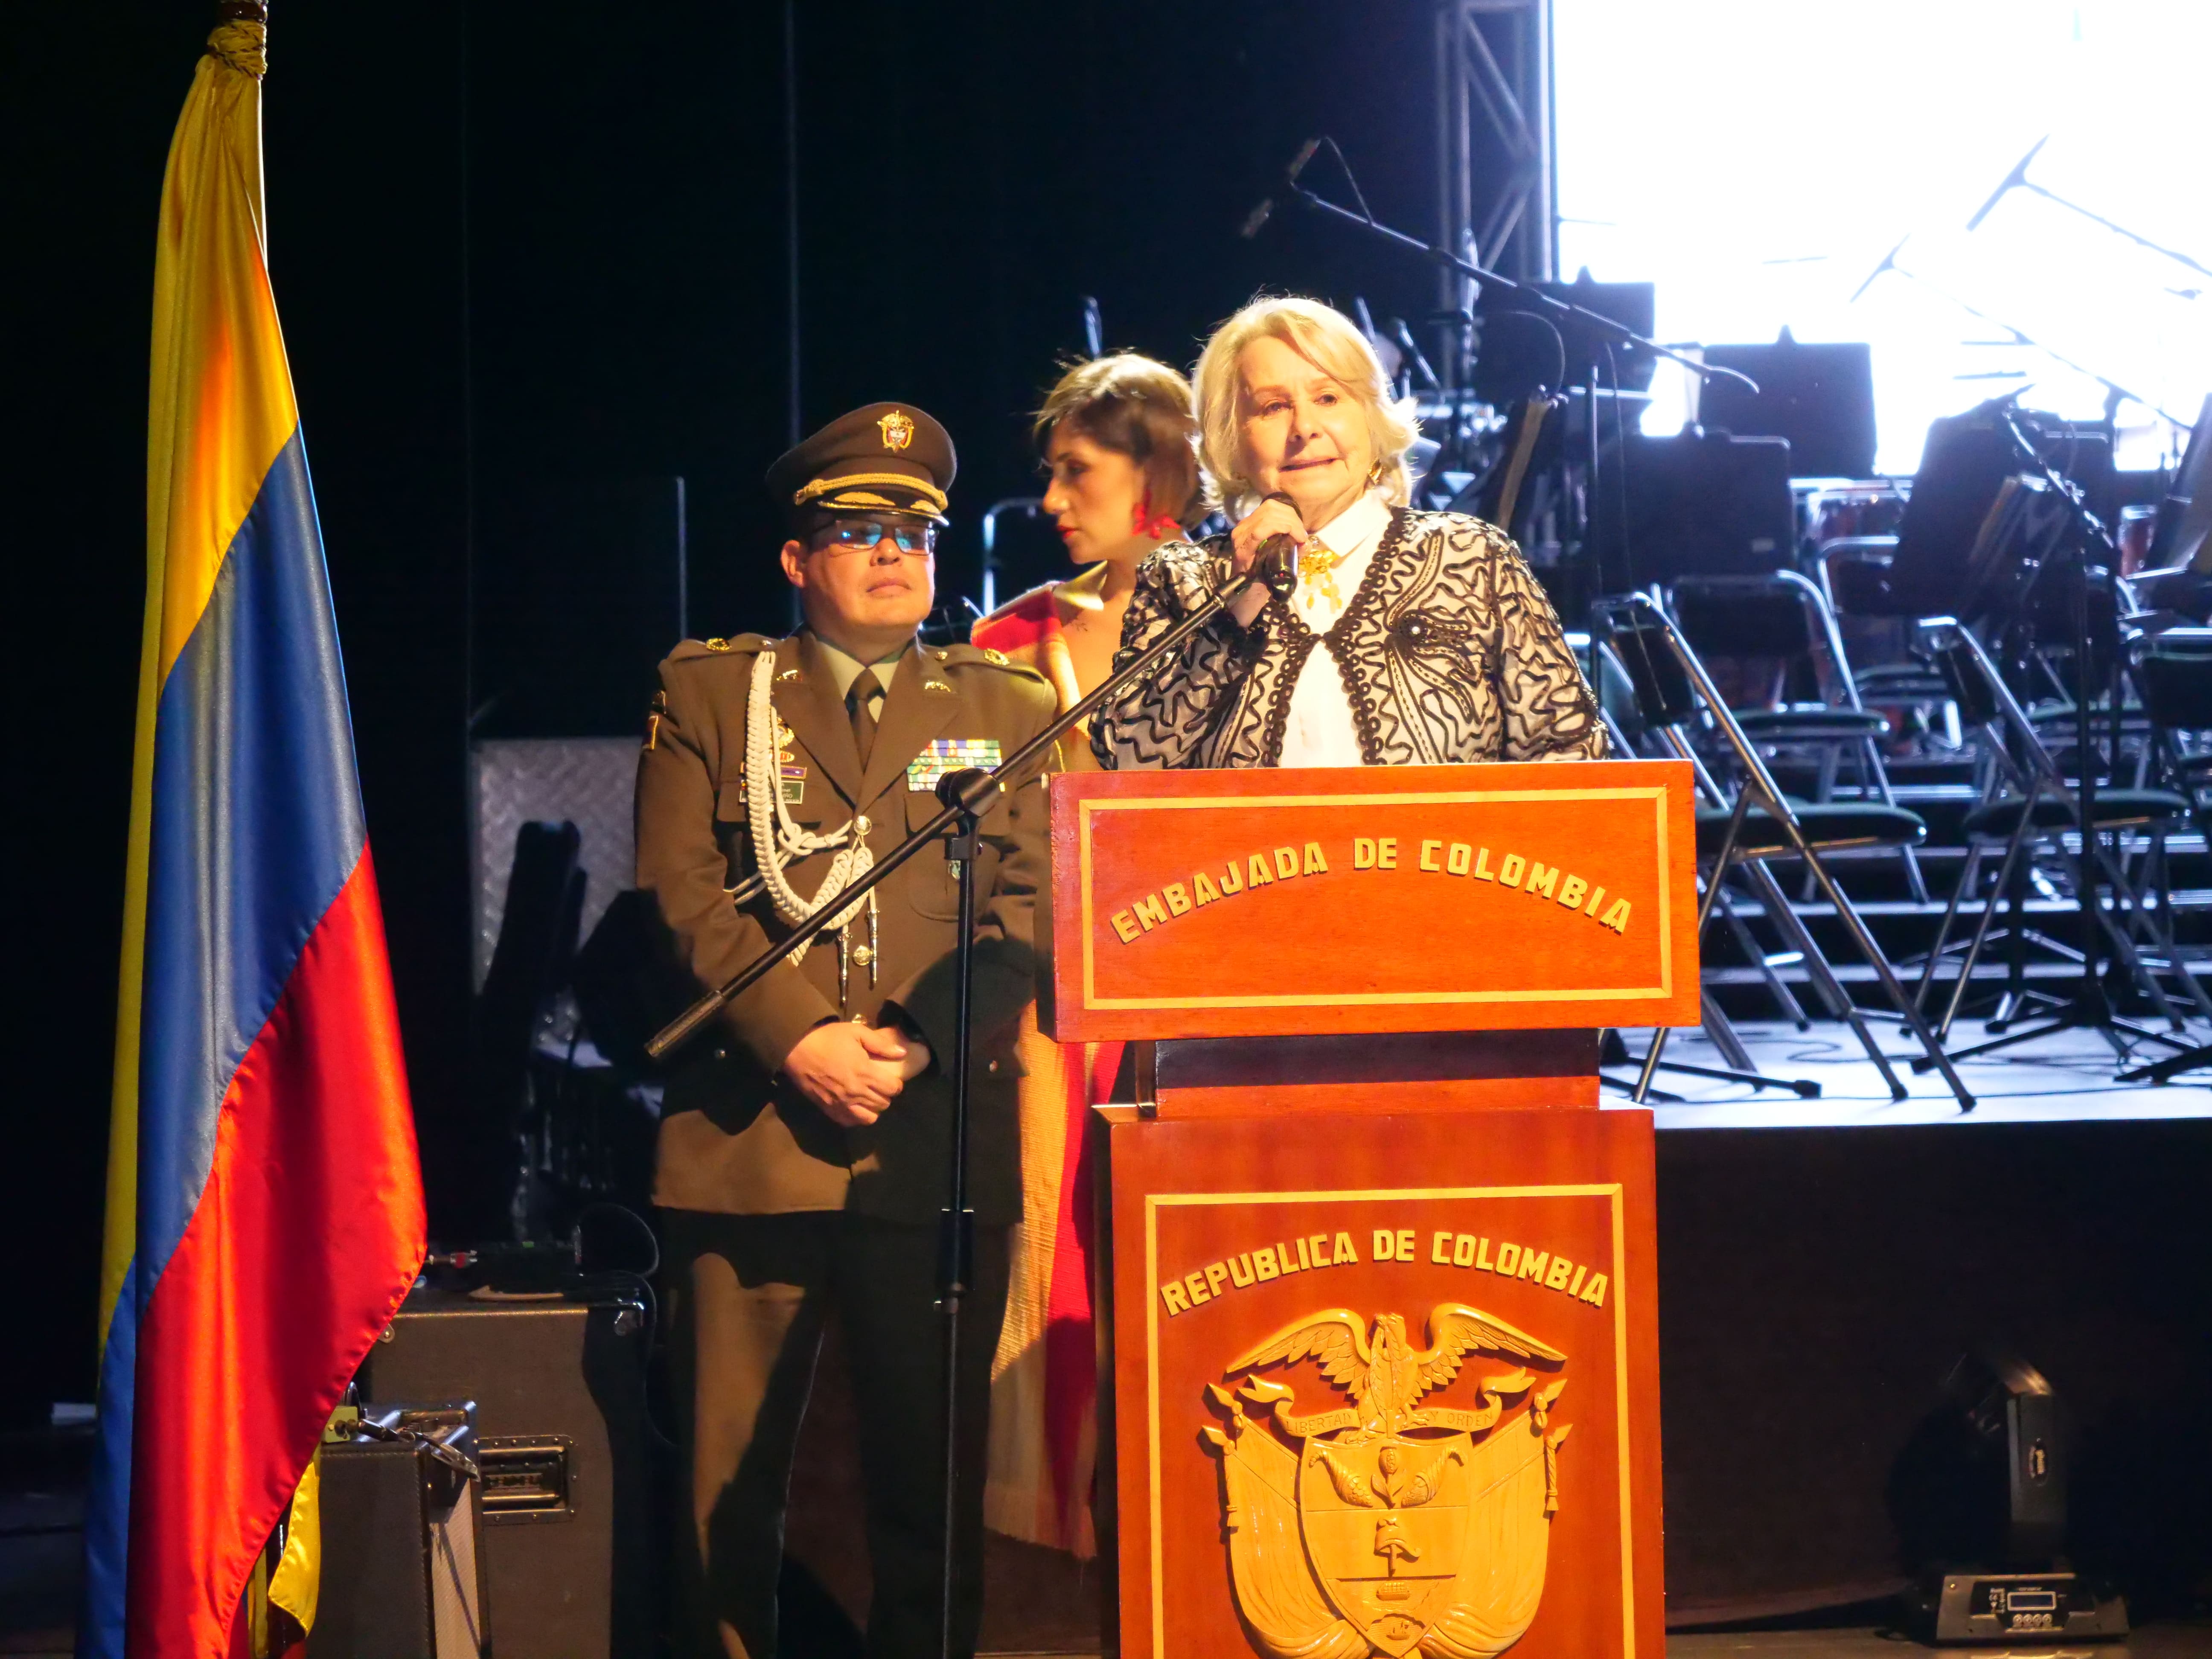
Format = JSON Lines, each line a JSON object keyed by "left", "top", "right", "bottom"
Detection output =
{"left": 638, "top": 403, "right": 1058, "bottom": 1658}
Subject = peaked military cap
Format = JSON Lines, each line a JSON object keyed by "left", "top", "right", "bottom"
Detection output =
{"left": 767, "top": 402, "right": 956, "bottom": 527}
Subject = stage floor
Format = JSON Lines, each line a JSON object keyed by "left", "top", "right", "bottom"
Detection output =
{"left": 1614, "top": 1019, "right": 2212, "bottom": 1129}
{"left": 1666, "top": 1623, "right": 2212, "bottom": 1656}
{"left": 970, "top": 1623, "right": 2212, "bottom": 1658}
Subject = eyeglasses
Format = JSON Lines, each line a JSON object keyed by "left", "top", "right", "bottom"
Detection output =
{"left": 809, "top": 518, "right": 938, "bottom": 556}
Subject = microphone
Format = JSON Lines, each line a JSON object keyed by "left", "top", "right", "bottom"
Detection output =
{"left": 1238, "top": 139, "right": 1324, "bottom": 240}
{"left": 1966, "top": 135, "right": 2048, "bottom": 232}
{"left": 1251, "top": 491, "right": 1304, "bottom": 599}
{"left": 1850, "top": 236, "right": 1908, "bottom": 304}
{"left": 1252, "top": 533, "right": 1302, "bottom": 598}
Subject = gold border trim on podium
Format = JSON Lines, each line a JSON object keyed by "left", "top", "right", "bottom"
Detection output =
{"left": 1141, "top": 1182, "right": 1637, "bottom": 1659}
{"left": 1077, "top": 786, "right": 1676, "bottom": 1012}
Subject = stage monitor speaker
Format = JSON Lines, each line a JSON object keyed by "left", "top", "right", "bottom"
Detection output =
{"left": 309, "top": 1408, "right": 487, "bottom": 1659}
{"left": 362, "top": 1287, "right": 655, "bottom": 1659}
{"left": 1697, "top": 336, "right": 1877, "bottom": 480}
{"left": 1589, "top": 425, "right": 1795, "bottom": 586}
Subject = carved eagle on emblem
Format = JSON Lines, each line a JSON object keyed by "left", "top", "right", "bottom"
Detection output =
{"left": 1228, "top": 1303, "right": 1563, "bottom": 1436}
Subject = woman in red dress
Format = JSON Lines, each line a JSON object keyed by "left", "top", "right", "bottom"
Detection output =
{"left": 971, "top": 352, "right": 1199, "bottom": 1557}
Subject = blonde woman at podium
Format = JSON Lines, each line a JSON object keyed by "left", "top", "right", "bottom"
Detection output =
{"left": 970, "top": 353, "right": 1202, "bottom": 1559}
{"left": 1091, "top": 295, "right": 1607, "bottom": 769}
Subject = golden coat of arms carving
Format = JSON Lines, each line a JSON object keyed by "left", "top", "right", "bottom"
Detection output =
{"left": 877, "top": 408, "right": 916, "bottom": 452}
{"left": 1202, "top": 1304, "right": 1571, "bottom": 1659}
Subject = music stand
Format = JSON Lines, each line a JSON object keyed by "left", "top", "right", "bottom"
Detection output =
{"left": 2152, "top": 394, "right": 2212, "bottom": 573}
{"left": 1914, "top": 406, "right": 2195, "bottom": 1068}
{"left": 1699, "top": 334, "right": 1877, "bottom": 481}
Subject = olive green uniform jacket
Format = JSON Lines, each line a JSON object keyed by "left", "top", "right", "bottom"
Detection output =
{"left": 636, "top": 628, "right": 1058, "bottom": 1227}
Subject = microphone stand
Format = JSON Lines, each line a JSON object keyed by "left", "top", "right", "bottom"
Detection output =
{"left": 1967, "top": 134, "right": 2212, "bottom": 285}
{"left": 1261, "top": 140, "right": 1758, "bottom": 613}
{"left": 643, "top": 555, "right": 1297, "bottom": 1659}
{"left": 1852, "top": 246, "right": 2197, "bottom": 432}
{"left": 1927, "top": 407, "right": 2202, "bottom": 1074}
{"left": 1276, "top": 165, "right": 1760, "bottom": 399}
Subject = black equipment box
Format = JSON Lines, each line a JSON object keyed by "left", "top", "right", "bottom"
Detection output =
{"left": 1912, "top": 1571, "right": 2128, "bottom": 1643}
{"left": 1475, "top": 276, "right": 1659, "bottom": 402}
{"left": 1590, "top": 426, "right": 1796, "bottom": 586}
{"left": 1698, "top": 338, "right": 1877, "bottom": 480}
{"left": 1884, "top": 406, "right": 2114, "bottom": 622}
{"left": 309, "top": 1408, "right": 488, "bottom": 1658}
{"left": 362, "top": 1288, "right": 655, "bottom": 1659}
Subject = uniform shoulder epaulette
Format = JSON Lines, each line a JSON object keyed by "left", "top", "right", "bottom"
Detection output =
{"left": 667, "top": 632, "right": 780, "bottom": 664}
{"left": 929, "top": 641, "right": 1053, "bottom": 685}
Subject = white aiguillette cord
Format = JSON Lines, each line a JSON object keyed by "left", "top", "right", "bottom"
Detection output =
{"left": 728, "top": 649, "right": 876, "bottom": 971}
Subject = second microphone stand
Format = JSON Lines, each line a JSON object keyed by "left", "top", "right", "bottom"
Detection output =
{"left": 644, "top": 552, "right": 1297, "bottom": 1659}
{"left": 1266, "top": 140, "right": 1758, "bottom": 600}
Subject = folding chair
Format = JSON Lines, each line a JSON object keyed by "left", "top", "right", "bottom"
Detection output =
{"left": 2112, "top": 629, "right": 2212, "bottom": 1081}
{"left": 1595, "top": 593, "right": 1975, "bottom": 1109}
{"left": 1817, "top": 538, "right": 1967, "bottom": 751}
{"left": 2136, "top": 627, "right": 2212, "bottom": 841}
{"left": 1591, "top": 683, "right": 1819, "bottom": 1100}
{"left": 1671, "top": 569, "right": 1930, "bottom": 901}
{"left": 1910, "top": 619, "right": 2211, "bottom": 1062}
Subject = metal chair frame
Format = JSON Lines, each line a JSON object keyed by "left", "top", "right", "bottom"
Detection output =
{"left": 1670, "top": 568, "right": 1932, "bottom": 904}
{"left": 1588, "top": 710, "right": 1817, "bottom": 1100}
{"left": 1595, "top": 593, "right": 1975, "bottom": 1109}
{"left": 1816, "top": 537, "right": 1968, "bottom": 751}
{"left": 1909, "top": 619, "right": 2212, "bottom": 1062}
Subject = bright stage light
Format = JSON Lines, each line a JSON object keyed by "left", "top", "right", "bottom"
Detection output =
{"left": 1556, "top": 0, "right": 2212, "bottom": 472}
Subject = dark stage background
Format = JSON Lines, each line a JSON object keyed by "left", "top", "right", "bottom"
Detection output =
{"left": 12, "top": 0, "right": 2209, "bottom": 1622}
{"left": 13, "top": 0, "right": 1445, "bottom": 1423}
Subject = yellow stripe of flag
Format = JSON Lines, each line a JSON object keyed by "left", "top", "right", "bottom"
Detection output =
{"left": 102, "top": 17, "right": 301, "bottom": 1349}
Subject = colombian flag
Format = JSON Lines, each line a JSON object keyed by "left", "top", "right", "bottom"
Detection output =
{"left": 83, "top": 10, "right": 426, "bottom": 1656}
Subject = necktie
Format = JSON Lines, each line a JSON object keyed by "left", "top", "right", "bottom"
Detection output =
{"left": 849, "top": 667, "right": 882, "bottom": 765}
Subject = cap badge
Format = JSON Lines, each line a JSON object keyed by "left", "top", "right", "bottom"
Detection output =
{"left": 877, "top": 409, "right": 916, "bottom": 453}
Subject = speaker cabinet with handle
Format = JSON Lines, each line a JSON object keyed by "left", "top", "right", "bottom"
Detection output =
{"left": 309, "top": 1407, "right": 488, "bottom": 1658}
{"left": 362, "top": 1288, "right": 654, "bottom": 1659}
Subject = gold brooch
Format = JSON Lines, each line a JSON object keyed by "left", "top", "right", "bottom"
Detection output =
{"left": 878, "top": 409, "right": 915, "bottom": 452}
{"left": 1298, "top": 538, "right": 1347, "bottom": 610}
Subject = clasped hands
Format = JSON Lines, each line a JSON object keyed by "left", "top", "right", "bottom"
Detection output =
{"left": 784, "top": 1018, "right": 933, "bottom": 1127}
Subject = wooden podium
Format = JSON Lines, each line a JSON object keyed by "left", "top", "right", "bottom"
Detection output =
{"left": 1040, "top": 761, "right": 1700, "bottom": 1659}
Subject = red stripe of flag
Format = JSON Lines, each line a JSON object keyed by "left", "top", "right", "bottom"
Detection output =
{"left": 127, "top": 852, "right": 424, "bottom": 1656}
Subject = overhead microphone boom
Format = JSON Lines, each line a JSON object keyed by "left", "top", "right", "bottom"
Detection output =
{"left": 1239, "top": 137, "right": 1325, "bottom": 239}
{"left": 1965, "top": 135, "right": 2049, "bottom": 232}
{"left": 1850, "top": 236, "right": 1909, "bottom": 305}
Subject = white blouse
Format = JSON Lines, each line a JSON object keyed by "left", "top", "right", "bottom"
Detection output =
{"left": 1278, "top": 490, "right": 1393, "bottom": 768}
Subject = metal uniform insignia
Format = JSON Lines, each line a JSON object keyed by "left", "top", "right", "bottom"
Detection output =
{"left": 878, "top": 408, "right": 915, "bottom": 452}
{"left": 704, "top": 637, "right": 732, "bottom": 652}
{"left": 1202, "top": 1306, "right": 1571, "bottom": 1659}
{"left": 740, "top": 713, "right": 806, "bottom": 802}
{"left": 981, "top": 647, "right": 1009, "bottom": 666}
{"left": 644, "top": 690, "right": 668, "bottom": 751}
{"left": 908, "top": 738, "right": 1002, "bottom": 791}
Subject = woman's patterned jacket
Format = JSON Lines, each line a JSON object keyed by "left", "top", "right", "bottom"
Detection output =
{"left": 1091, "top": 508, "right": 1609, "bottom": 769}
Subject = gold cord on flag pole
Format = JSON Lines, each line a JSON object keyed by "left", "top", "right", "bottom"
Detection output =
{"left": 206, "top": 0, "right": 269, "bottom": 78}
